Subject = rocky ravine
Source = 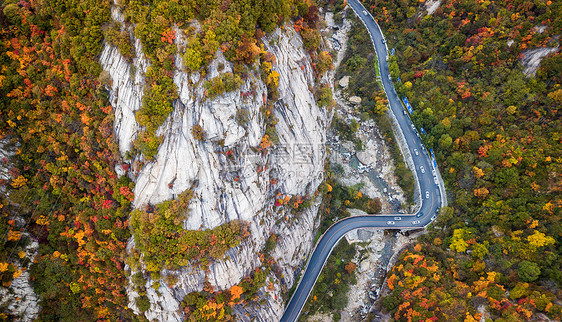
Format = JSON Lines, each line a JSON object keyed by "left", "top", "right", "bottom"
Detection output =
{"left": 0, "top": 140, "right": 41, "bottom": 321}
{"left": 100, "top": 6, "right": 331, "bottom": 321}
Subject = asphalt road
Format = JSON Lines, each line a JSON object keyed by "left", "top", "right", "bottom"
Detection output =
{"left": 280, "top": 1, "right": 444, "bottom": 321}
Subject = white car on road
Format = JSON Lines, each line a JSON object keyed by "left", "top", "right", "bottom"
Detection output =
{"left": 412, "top": 220, "right": 421, "bottom": 225}
{"left": 425, "top": 191, "right": 430, "bottom": 199}
{"left": 420, "top": 166, "right": 425, "bottom": 173}
{"left": 387, "top": 221, "right": 395, "bottom": 225}
{"left": 394, "top": 217, "right": 402, "bottom": 221}
{"left": 363, "top": 10, "right": 368, "bottom": 15}
{"left": 414, "top": 149, "right": 419, "bottom": 156}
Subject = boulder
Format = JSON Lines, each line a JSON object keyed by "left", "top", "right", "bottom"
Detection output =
{"left": 339, "top": 75, "right": 350, "bottom": 88}
{"left": 349, "top": 96, "right": 362, "bottom": 104}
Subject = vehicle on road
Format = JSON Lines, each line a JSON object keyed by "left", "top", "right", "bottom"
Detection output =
{"left": 280, "top": 3, "right": 448, "bottom": 319}
{"left": 394, "top": 217, "right": 402, "bottom": 221}
{"left": 425, "top": 191, "right": 430, "bottom": 199}
{"left": 414, "top": 149, "right": 419, "bottom": 156}
{"left": 434, "top": 177, "right": 439, "bottom": 185}
{"left": 432, "top": 169, "right": 436, "bottom": 176}
{"left": 431, "top": 215, "right": 436, "bottom": 221}
{"left": 403, "top": 110, "right": 406, "bottom": 115}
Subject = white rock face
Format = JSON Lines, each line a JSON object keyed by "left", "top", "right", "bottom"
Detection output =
{"left": 521, "top": 46, "right": 559, "bottom": 77}
{"left": 99, "top": 34, "right": 148, "bottom": 155}
{"left": 339, "top": 76, "right": 350, "bottom": 88}
{"left": 349, "top": 96, "right": 362, "bottom": 104}
{"left": 0, "top": 238, "right": 41, "bottom": 321}
{"left": 424, "top": 0, "right": 442, "bottom": 15}
{"left": 100, "top": 6, "right": 330, "bottom": 319}
{"left": 0, "top": 138, "right": 14, "bottom": 193}
{"left": 0, "top": 140, "right": 41, "bottom": 321}
{"left": 532, "top": 25, "right": 547, "bottom": 34}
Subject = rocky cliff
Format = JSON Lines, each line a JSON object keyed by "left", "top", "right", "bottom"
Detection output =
{"left": 100, "top": 6, "right": 330, "bottom": 320}
{"left": 0, "top": 140, "right": 40, "bottom": 321}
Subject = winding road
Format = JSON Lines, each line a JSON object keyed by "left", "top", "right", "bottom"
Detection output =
{"left": 280, "top": 1, "right": 446, "bottom": 321}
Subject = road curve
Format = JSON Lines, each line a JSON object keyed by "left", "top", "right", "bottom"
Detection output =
{"left": 280, "top": 1, "right": 446, "bottom": 321}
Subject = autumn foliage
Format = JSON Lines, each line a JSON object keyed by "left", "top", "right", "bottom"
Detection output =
{"left": 130, "top": 189, "right": 250, "bottom": 276}
{"left": 0, "top": 0, "right": 134, "bottom": 319}
{"left": 181, "top": 262, "right": 273, "bottom": 320}
{"left": 363, "top": 0, "right": 562, "bottom": 319}
{"left": 381, "top": 246, "right": 562, "bottom": 320}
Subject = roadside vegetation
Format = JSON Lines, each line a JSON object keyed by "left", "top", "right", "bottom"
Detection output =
{"left": 363, "top": 0, "right": 562, "bottom": 319}
{"left": 300, "top": 240, "right": 358, "bottom": 321}
{"left": 316, "top": 164, "right": 382, "bottom": 240}
{"left": 297, "top": 162, "right": 382, "bottom": 319}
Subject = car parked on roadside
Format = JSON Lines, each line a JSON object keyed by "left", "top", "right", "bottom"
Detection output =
{"left": 431, "top": 215, "right": 436, "bottom": 221}
{"left": 363, "top": 10, "right": 368, "bottom": 15}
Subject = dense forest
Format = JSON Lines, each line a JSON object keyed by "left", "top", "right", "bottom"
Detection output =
{"left": 0, "top": 0, "right": 328, "bottom": 320}
{"left": 361, "top": 0, "right": 562, "bottom": 319}
{"left": 1, "top": 0, "right": 134, "bottom": 319}
{"left": 1, "top": 0, "right": 560, "bottom": 320}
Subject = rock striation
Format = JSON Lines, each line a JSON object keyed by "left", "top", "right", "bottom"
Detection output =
{"left": 521, "top": 46, "right": 559, "bottom": 77}
{"left": 99, "top": 5, "right": 331, "bottom": 320}
{"left": 0, "top": 140, "right": 41, "bottom": 321}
